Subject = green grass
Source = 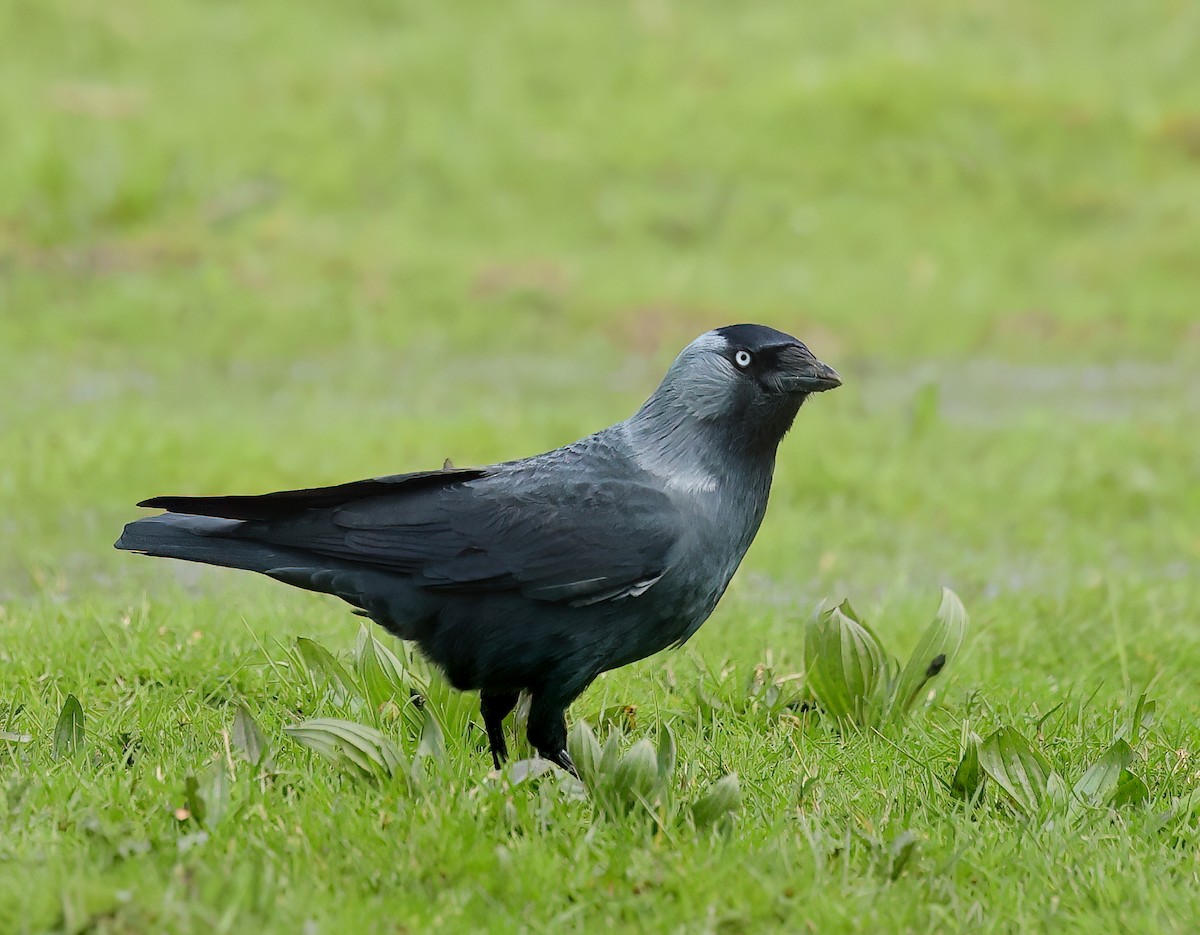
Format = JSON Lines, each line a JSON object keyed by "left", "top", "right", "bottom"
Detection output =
{"left": 3, "top": 0, "right": 1200, "bottom": 931}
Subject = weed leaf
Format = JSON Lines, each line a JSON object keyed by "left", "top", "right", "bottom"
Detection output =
{"left": 598, "top": 727, "right": 623, "bottom": 779}
{"left": 231, "top": 705, "right": 272, "bottom": 769}
{"left": 692, "top": 774, "right": 742, "bottom": 829}
{"left": 185, "top": 763, "right": 230, "bottom": 828}
{"left": 951, "top": 732, "right": 985, "bottom": 801}
{"left": 567, "top": 720, "right": 601, "bottom": 790}
{"left": 805, "top": 602, "right": 885, "bottom": 726}
{"left": 890, "top": 588, "right": 967, "bottom": 722}
{"left": 415, "top": 705, "right": 446, "bottom": 764}
{"left": 358, "top": 628, "right": 407, "bottom": 685}
{"left": 656, "top": 722, "right": 677, "bottom": 787}
{"left": 52, "top": 694, "right": 85, "bottom": 761}
{"left": 978, "top": 727, "right": 1055, "bottom": 817}
{"left": 1073, "top": 739, "right": 1132, "bottom": 806}
{"left": 503, "top": 758, "right": 556, "bottom": 785}
{"left": 356, "top": 630, "right": 400, "bottom": 712}
{"left": 285, "top": 717, "right": 407, "bottom": 782}
{"left": 1112, "top": 769, "right": 1150, "bottom": 808}
{"left": 886, "top": 830, "right": 919, "bottom": 881}
{"left": 295, "top": 638, "right": 359, "bottom": 700}
{"left": 613, "top": 739, "right": 659, "bottom": 810}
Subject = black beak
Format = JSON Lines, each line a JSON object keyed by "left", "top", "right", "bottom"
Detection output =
{"left": 777, "top": 345, "right": 842, "bottom": 394}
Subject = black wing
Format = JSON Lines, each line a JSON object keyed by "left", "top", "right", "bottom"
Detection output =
{"left": 139, "top": 467, "right": 489, "bottom": 521}
{"left": 237, "top": 472, "right": 681, "bottom": 606}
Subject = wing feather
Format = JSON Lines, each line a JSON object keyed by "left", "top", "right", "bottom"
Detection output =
{"left": 248, "top": 472, "right": 679, "bottom": 605}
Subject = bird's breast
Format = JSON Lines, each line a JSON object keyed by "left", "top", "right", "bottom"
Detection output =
{"left": 646, "top": 488, "right": 767, "bottom": 635}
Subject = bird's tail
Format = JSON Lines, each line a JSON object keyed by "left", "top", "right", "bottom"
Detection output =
{"left": 115, "top": 511, "right": 430, "bottom": 636}
{"left": 114, "top": 513, "right": 305, "bottom": 575}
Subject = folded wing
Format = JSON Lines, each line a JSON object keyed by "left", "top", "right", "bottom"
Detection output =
{"left": 144, "top": 467, "right": 680, "bottom": 607}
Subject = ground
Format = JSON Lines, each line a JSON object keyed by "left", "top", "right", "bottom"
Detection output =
{"left": 1, "top": 0, "right": 1199, "bottom": 931}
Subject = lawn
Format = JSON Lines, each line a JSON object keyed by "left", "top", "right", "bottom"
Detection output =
{"left": 2, "top": 0, "right": 1199, "bottom": 931}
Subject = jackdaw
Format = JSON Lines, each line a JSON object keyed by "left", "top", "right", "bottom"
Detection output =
{"left": 116, "top": 324, "right": 840, "bottom": 772}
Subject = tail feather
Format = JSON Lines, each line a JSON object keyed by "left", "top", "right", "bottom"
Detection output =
{"left": 116, "top": 512, "right": 429, "bottom": 636}
{"left": 115, "top": 513, "right": 309, "bottom": 576}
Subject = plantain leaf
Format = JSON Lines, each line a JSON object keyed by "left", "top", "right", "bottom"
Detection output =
{"left": 567, "top": 720, "right": 602, "bottom": 790}
{"left": 597, "top": 727, "right": 623, "bottom": 779}
{"left": 590, "top": 729, "right": 628, "bottom": 818}
{"left": 284, "top": 717, "right": 407, "bottom": 782}
{"left": 692, "top": 774, "right": 742, "bottom": 829}
{"left": 834, "top": 599, "right": 865, "bottom": 626}
{"left": 414, "top": 705, "right": 446, "bottom": 764}
{"left": 52, "top": 694, "right": 85, "bottom": 761}
{"left": 183, "top": 774, "right": 205, "bottom": 826}
{"left": 656, "top": 722, "right": 677, "bottom": 786}
{"left": 356, "top": 630, "right": 400, "bottom": 712}
{"left": 295, "top": 638, "right": 359, "bottom": 700}
{"left": 1112, "top": 769, "right": 1150, "bottom": 808}
{"left": 185, "top": 762, "right": 230, "bottom": 828}
{"left": 951, "top": 732, "right": 985, "bottom": 802}
{"left": 231, "top": 705, "right": 272, "bottom": 769}
{"left": 886, "top": 830, "right": 919, "bottom": 881}
{"left": 889, "top": 588, "right": 967, "bottom": 722}
{"left": 805, "top": 602, "right": 886, "bottom": 727}
{"left": 613, "top": 739, "right": 659, "bottom": 810}
{"left": 359, "top": 628, "right": 408, "bottom": 685}
{"left": 1073, "top": 739, "right": 1132, "bottom": 806}
{"left": 977, "top": 727, "right": 1055, "bottom": 818}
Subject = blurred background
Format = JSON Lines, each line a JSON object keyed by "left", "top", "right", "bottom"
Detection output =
{"left": 2, "top": 0, "right": 1198, "bottom": 681}
{"left": 4, "top": 4, "right": 1200, "bottom": 926}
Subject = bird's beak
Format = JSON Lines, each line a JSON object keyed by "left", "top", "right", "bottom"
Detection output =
{"left": 777, "top": 345, "right": 842, "bottom": 394}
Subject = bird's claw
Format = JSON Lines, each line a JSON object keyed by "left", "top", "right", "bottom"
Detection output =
{"left": 544, "top": 748, "right": 578, "bottom": 778}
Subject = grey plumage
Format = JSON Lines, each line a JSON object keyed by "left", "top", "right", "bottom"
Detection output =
{"left": 115, "top": 323, "right": 840, "bottom": 771}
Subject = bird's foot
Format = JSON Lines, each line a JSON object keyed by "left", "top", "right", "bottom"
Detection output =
{"left": 541, "top": 747, "right": 578, "bottom": 778}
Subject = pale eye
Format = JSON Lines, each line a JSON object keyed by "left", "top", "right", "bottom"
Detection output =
{"left": 734, "top": 349, "right": 752, "bottom": 369}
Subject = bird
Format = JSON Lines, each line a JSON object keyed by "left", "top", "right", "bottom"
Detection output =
{"left": 115, "top": 324, "right": 840, "bottom": 773}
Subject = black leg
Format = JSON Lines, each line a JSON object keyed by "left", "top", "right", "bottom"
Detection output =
{"left": 480, "top": 690, "right": 519, "bottom": 769}
{"left": 526, "top": 694, "right": 578, "bottom": 778}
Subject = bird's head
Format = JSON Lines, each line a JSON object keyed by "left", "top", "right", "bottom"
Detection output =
{"left": 636, "top": 324, "right": 841, "bottom": 455}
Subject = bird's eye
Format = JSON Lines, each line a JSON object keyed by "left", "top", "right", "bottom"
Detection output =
{"left": 734, "top": 349, "right": 752, "bottom": 369}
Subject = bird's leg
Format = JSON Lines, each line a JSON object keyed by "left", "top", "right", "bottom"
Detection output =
{"left": 480, "top": 690, "right": 519, "bottom": 770}
{"left": 526, "top": 694, "right": 578, "bottom": 777}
